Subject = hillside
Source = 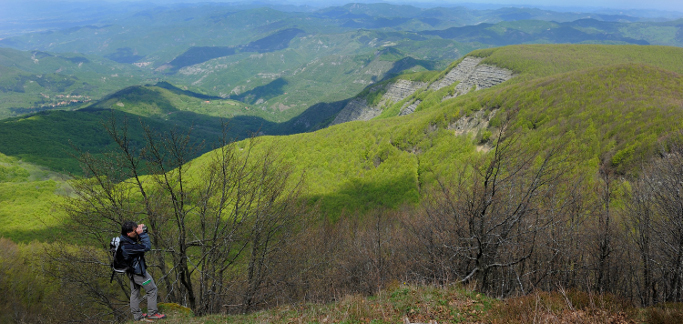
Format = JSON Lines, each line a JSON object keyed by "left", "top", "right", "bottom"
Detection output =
{"left": 3, "top": 44, "right": 683, "bottom": 234}
{"left": 176, "top": 44, "right": 683, "bottom": 215}
{"left": 0, "top": 48, "right": 150, "bottom": 119}
{"left": 4, "top": 44, "right": 683, "bottom": 323}
{"left": 0, "top": 81, "right": 347, "bottom": 175}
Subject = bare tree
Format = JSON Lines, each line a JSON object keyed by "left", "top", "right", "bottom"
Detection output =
{"left": 625, "top": 141, "right": 683, "bottom": 303}
{"left": 405, "top": 109, "right": 572, "bottom": 295}
{"left": 59, "top": 115, "right": 307, "bottom": 318}
{"left": 624, "top": 174, "right": 656, "bottom": 305}
{"left": 594, "top": 162, "right": 616, "bottom": 294}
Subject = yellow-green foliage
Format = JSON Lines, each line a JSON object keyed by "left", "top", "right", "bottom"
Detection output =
{"left": 249, "top": 123, "right": 423, "bottom": 216}
{"left": 0, "top": 154, "right": 29, "bottom": 182}
{"left": 472, "top": 44, "right": 683, "bottom": 80}
{"left": 397, "top": 70, "right": 441, "bottom": 83}
{"left": 0, "top": 153, "right": 68, "bottom": 242}
{"left": 8, "top": 44, "right": 683, "bottom": 237}
{"left": 478, "top": 63, "right": 682, "bottom": 173}
{"left": 0, "top": 239, "right": 62, "bottom": 323}
{"left": 186, "top": 45, "right": 683, "bottom": 216}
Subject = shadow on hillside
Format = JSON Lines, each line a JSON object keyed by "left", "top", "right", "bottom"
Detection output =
{"left": 2, "top": 225, "right": 67, "bottom": 244}
{"left": 167, "top": 28, "right": 305, "bottom": 71}
{"left": 381, "top": 57, "right": 439, "bottom": 82}
{"left": 154, "top": 81, "right": 223, "bottom": 100}
{"left": 312, "top": 170, "right": 419, "bottom": 218}
{"left": 231, "top": 78, "right": 288, "bottom": 104}
{"left": 0, "top": 89, "right": 349, "bottom": 175}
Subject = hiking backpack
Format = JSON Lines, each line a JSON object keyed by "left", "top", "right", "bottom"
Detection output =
{"left": 109, "top": 236, "right": 130, "bottom": 283}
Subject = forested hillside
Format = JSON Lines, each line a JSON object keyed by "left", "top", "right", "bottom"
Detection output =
{"left": 3, "top": 44, "right": 683, "bottom": 322}
{"left": 3, "top": 1, "right": 683, "bottom": 322}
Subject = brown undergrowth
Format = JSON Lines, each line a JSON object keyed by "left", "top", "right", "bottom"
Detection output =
{"left": 128, "top": 285, "right": 683, "bottom": 324}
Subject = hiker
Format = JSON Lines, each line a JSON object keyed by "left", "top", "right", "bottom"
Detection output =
{"left": 120, "top": 221, "right": 167, "bottom": 321}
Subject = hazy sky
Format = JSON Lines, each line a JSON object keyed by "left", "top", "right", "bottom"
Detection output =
{"left": 456, "top": 0, "right": 683, "bottom": 12}
{"left": 139, "top": 0, "right": 683, "bottom": 12}
{"left": 3, "top": 0, "right": 682, "bottom": 13}
{"left": 191, "top": 0, "right": 681, "bottom": 12}
{"left": 380, "top": 0, "right": 683, "bottom": 12}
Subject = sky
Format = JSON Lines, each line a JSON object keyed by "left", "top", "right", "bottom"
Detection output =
{"left": 137, "top": 0, "right": 683, "bottom": 12}
{"left": 1, "top": 0, "right": 681, "bottom": 13}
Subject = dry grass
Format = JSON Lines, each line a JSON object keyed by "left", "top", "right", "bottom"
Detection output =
{"left": 128, "top": 287, "right": 683, "bottom": 324}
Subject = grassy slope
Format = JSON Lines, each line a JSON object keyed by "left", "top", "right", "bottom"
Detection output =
{"left": 473, "top": 44, "right": 683, "bottom": 78}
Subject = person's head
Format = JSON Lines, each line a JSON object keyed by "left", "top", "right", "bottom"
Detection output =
{"left": 122, "top": 221, "right": 138, "bottom": 238}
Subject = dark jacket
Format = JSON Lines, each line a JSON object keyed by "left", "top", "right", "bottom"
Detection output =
{"left": 119, "top": 232, "right": 151, "bottom": 275}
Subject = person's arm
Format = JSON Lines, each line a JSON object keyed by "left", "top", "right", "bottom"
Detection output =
{"left": 122, "top": 236, "right": 150, "bottom": 257}
{"left": 138, "top": 232, "right": 152, "bottom": 251}
{"left": 122, "top": 224, "right": 151, "bottom": 257}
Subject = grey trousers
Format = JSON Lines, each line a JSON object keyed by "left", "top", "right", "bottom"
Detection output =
{"left": 129, "top": 272, "right": 158, "bottom": 320}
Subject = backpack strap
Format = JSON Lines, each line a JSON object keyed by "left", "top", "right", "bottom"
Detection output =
{"left": 110, "top": 236, "right": 122, "bottom": 283}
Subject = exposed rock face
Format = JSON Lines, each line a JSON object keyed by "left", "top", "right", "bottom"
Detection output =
{"left": 430, "top": 56, "right": 513, "bottom": 99}
{"left": 330, "top": 99, "right": 382, "bottom": 125}
{"left": 331, "top": 79, "right": 426, "bottom": 125}
{"left": 454, "top": 64, "right": 514, "bottom": 94}
{"left": 448, "top": 109, "right": 495, "bottom": 136}
{"left": 431, "top": 57, "right": 483, "bottom": 91}
{"left": 330, "top": 55, "right": 513, "bottom": 125}
{"left": 384, "top": 79, "right": 428, "bottom": 104}
{"left": 399, "top": 99, "right": 421, "bottom": 116}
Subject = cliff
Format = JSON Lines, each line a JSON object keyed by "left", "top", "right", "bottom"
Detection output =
{"left": 331, "top": 56, "right": 514, "bottom": 125}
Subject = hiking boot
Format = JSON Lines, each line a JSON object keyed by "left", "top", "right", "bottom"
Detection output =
{"left": 146, "top": 313, "right": 167, "bottom": 320}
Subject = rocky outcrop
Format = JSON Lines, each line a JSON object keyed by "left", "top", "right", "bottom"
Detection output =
{"left": 429, "top": 56, "right": 513, "bottom": 101}
{"left": 453, "top": 64, "right": 514, "bottom": 94}
{"left": 449, "top": 109, "right": 495, "bottom": 136}
{"left": 331, "top": 79, "right": 427, "bottom": 125}
{"left": 399, "top": 99, "right": 421, "bottom": 116}
{"left": 384, "top": 79, "right": 428, "bottom": 104}
{"left": 331, "top": 55, "right": 513, "bottom": 125}
{"left": 431, "top": 57, "right": 483, "bottom": 91}
{"left": 330, "top": 98, "right": 382, "bottom": 125}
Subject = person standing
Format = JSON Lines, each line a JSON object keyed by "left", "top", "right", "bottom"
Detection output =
{"left": 120, "top": 221, "right": 167, "bottom": 321}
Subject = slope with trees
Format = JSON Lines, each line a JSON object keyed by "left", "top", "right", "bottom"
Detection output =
{"left": 3, "top": 44, "right": 683, "bottom": 321}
